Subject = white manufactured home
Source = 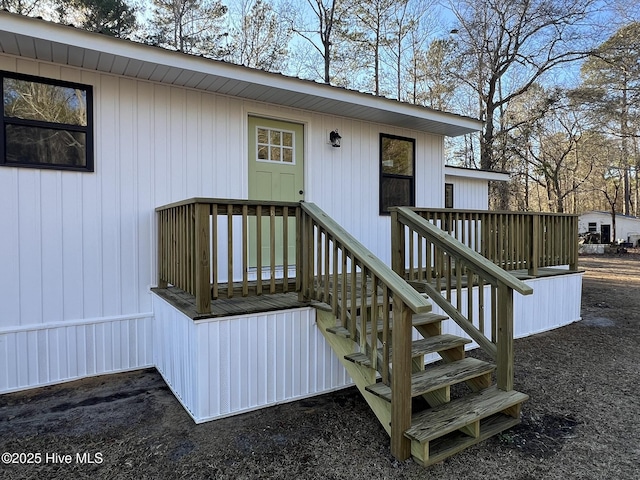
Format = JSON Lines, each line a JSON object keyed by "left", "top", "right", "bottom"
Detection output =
{"left": 0, "top": 12, "right": 583, "bottom": 465}
{"left": 444, "top": 165, "right": 509, "bottom": 210}
{"left": 579, "top": 211, "right": 640, "bottom": 245}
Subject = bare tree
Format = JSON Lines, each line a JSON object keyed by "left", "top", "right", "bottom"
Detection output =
{"left": 448, "top": 0, "right": 601, "bottom": 177}
{"left": 575, "top": 22, "right": 640, "bottom": 216}
{"left": 383, "top": 0, "right": 433, "bottom": 101}
{"left": 227, "top": 0, "right": 291, "bottom": 71}
{"left": 147, "top": 0, "right": 229, "bottom": 57}
{"left": 290, "top": 0, "right": 340, "bottom": 83}
{"left": 1, "top": 0, "right": 43, "bottom": 16}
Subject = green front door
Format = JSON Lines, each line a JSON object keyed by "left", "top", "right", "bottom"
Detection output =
{"left": 248, "top": 116, "right": 304, "bottom": 269}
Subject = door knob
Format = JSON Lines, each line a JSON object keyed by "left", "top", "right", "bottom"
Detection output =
{"left": 299, "top": 190, "right": 304, "bottom": 195}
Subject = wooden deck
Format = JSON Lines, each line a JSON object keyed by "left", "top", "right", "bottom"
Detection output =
{"left": 152, "top": 283, "right": 314, "bottom": 321}
{"left": 152, "top": 267, "right": 579, "bottom": 321}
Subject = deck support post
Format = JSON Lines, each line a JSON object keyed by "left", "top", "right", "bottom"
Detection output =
{"left": 569, "top": 216, "right": 578, "bottom": 271}
{"left": 390, "top": 296, "right": 412, "bottom": 461}
{"left": 157, "top": 210, "right": 168, "bottom": 289}
{"left": 194, "top": 202, "right": 211, "bottom": 314}
{"left": 528, "top": 215, "right": 539, "bottom": 276}
{"left": 391, "top": 210, "right": 405, "bottom": 277}
{"left": 296, "top": 207, "right": 303, "bottom": 300}
{"left": 496, "top": 282, "right": 514, "bottom": 391}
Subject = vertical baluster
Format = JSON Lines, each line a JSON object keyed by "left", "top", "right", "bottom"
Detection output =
{"left": 408, "top": 228, "right": 414, "bottom": 280}
{"left": 370, "top": 275, "right": 378, "bottom": 372}
{"left": 467, "top": 266, "right": 474, "bottom": 328}
{"left": 324, "top": 230, "right": 330, "bottom": 302}
{"left": 307, "top": 217, "right": 315, "bottom": 299}
{"left": 474, "top": 212, "right": 480, "bottom": 255}
{"left": 507, "top": 213, "right": 516, "bottom": 270}
{"left": 446, "top": 252, "right": 452, "bottom": 302}
{"left": 228, "top": 204, "right": 234, "bottom": 298}
{"left": 491, "top": 284, "right": 497, "bottom": 343}
{"left": 169, "top": 208, "right": 174, "bottom": 288}
{"left": 381, "top": 285, "right": 390, "bottom": 385}
{"left": 360, "top": 267, "right": 368, "bottom": 353}
{"left": 426, "top": 239, "right": 432, "bottom": 284}
{"left": 435, "top": 245, "right": 442, "bottom": 292}
{"left": 417, "top": 235, "right": 423, "bottom": 282}
{"left": 270, "top": 206, "right": 276, "bottom": 294}
{"left": 517, "top": 214, "right": 523, "bottom": 270}
{"left": 316, "top": 226, "right": 323, "bottom": 299}
{"left": 332, "top": 240, "right": 339, "bottom": 316}
{"left": 350, "top": 256, "right": 357, "bottom": 339}
{"left": 499, "top": 214, "right": 505, "bottom": 269}
{"left": 212, "top": 204, "right": 219, "bottom": 299}
{"left": 491, "top": 213, "right": 498, "bottom": 265}
{"left": 340, "top": 247, "right": 348, "bottom": 328}
{"left": 529, "top": 213, "right": 539, "bottom": 276}
{"left": 456, "top": 258, "right": 462, "bottom": 312}
{"left": 478, "top": 274, "right": 485, "bottom": 335}
{"left": 242, "top": 205, "right": 248, "bottom": 296}
{"left": 461, "top": 212, "right": 467, "bottom": 247}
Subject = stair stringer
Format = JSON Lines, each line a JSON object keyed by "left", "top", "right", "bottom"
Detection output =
{"left": 316, "top": 309, "right": 392, "bottom": 436}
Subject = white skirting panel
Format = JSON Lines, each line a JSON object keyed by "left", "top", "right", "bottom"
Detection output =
{"left": 512, "top": 272, "right": 583, "bottom": 338}
{"left": 152, "top": 295, "right": 352, "bottom": 424}
{"left": 0, "top": 314, "right": 154, "bottom": 394}
{"left": 425, "top": 272, "right": 583, "bottom": 357}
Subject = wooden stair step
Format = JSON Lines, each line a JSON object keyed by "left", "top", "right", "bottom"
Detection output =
{"left": 363, "top": 312, "right": 448, "bottom": 334}
{"left": 412, "top": 411, "right": 524, "bottom": 466}
{"left": 387, "top": 334, "right": 471, "bottom": 361}
{"left": 344, "top": 334, "right": 470, "bottom": 367}
{"left": 404, "top": 385, "right": 529, "bottom": 444}
{"left": 326, "top": 312, "right": 448, "bottom": 338}
{"left": 365, "top": 357, "right": 495, "bottom": 401}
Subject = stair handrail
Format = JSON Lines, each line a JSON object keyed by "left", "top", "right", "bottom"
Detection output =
{"left": 392, "top": 207, "right": 533, "bottom": 394}
{"left": 396, "top": 208, "right": 533, "bottom": 296}
{"left": 300, "top": 202, "right": 432, "bottom": 314}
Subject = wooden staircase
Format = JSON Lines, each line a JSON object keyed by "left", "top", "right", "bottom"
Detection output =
{"left": 298, "top": 202, "right": 532, "bottom": 466}
{"left": 318, "top": 298, "right": 528, "bottom": 466}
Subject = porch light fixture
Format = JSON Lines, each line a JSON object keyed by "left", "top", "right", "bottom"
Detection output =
{"left": 329, "top": 129, "right": 342, "bottom": 147}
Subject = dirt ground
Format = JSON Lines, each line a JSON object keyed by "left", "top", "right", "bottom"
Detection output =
{"left": 1, "top": 252, "right": 639, "bottom": 480}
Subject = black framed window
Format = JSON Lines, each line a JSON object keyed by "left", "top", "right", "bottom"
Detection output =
{"left": 1, "top": 72, "right": 94, "bottom": 171}
{"left": 379, "top": 133, "right": 415, "bottom": 214}
{"left": 445, "top": 183, "right": 454, "bottom": 208}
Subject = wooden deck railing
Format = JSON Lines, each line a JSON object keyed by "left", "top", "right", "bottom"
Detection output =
{"left": 410, "top": 208, "right": 578, "bottom": 275}
{"left": 156, "top": 198, "right": 302, "bottom": 314}
{"left": 299, "top": 202, "right": 431, "bottom": 460}
{"left": 391, "top": 207, "right": 533, "bottom": 392}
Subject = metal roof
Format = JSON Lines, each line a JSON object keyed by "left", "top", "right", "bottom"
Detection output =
{"left": 0, "top": 11, "right": 482, "bottom": 137}
{"left": 444, "top": 165, "right": 510, "bottom": 181}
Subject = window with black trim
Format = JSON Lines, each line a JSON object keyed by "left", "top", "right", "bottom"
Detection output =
{"left": 379, "top": 133, "right": 415, "bottom": 214}
{"left": 1, "top": 72, "right": 94, "bottom": 171}
{"left": 445, "top": 183, "right": 454, "bottom": 208}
